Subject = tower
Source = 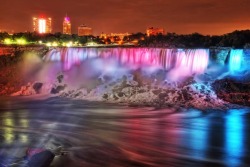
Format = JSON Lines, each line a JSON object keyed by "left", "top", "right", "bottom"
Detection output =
{"left": 63, "top": 15, "right": 71, "bottom": 35}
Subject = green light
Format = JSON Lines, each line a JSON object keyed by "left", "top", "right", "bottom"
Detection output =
{"left": 4, "top": 38, "right": 12, "bottom": 45}
{"left": 52, "top": 41, "right": 58, "bottom": 47}
{"left": 16, "top": 38, "right": 27, "bottom": 45}
{"left": 46, "top": 42, "right": 52, "bottom": 47}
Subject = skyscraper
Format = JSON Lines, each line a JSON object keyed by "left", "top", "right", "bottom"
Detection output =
{"left": 63, "top": 15, "right": 71, "bottom": 35}
{"left": 33, "top": 16, "right": 52, "bottom": 34}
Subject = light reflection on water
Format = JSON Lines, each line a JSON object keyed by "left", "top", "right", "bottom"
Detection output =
{"left": 0, "top": 97, "right": 249, "bottom": 167}
{"left": 225, "top": 110, "right": 244, "bottom": 167}
{"left": 1, "top": 111, "right": 30, "bottom": 145}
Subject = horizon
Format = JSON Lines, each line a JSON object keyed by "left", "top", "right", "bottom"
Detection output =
{"left": 0, "top": 0, "right": 250, "bottom": 36}
{"left": 1, "top": 29, "right": 250, "bottom": 37}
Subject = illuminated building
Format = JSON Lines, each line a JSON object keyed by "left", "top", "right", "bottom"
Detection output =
{"left": 78, "top": 25, "right": 92, "bottom": 36}
{"left": 100, "top": 33, "right": 108, "bottom": 39}
{"left": 63, "top": 15, "right": 71, "bottom": 35}
{"left": 146, "top": 27, "right": 165, "bottom": 36}
{"left": 100, "top": 32, "right": 131, "bottom": 44}
{"left": 100, "top": 32, "right": 131, "bottom": 39}
{"left": 110, "top": 33, "right": 130, "bottom": 38}
{"left": 33, "top": 16, "right": 52, "bottom": 34}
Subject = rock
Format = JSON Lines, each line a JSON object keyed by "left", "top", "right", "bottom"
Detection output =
{"left": 152, "top": 89, "right": 162, "bottom": 95}
{"left": 27, "top": 150, "right": 55, "bottom": 167}
{"left": 113, "top": 94, "right": 119, "bottom": 100}
{"left": 57, "top": 74, "right": 64, "bottom": 83}
{"left": 74, "top": 91, "right": 83, "bottom": 97}
{"left": 182, "top": 90, "right": 193, "bottom": 101}
{"left": 132, "top": 69, "right": 144, "bottom": 86}
{"left": 103, "top": 93, "right": 108, "bottom": 99}
{"left": 33, "top": 82, "right": 43, "bottom": 94}
{"left": 117, "top": 92, "right": 125, "bottom": 97}
{"left": 212, "top": 78, "right": 250, "bottom": 106}
{"left": 158, "top": 92, "right": 168, "bottom": 99}
{"left": 50, "top": 85, "right": 66, "bottom": 94}
{"left": 138, "top": 89, "right": 147, "bottom": 93}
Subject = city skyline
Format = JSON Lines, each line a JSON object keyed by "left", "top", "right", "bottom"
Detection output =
{"left": 0, "top": 0, "right": 250, "bottom": 35}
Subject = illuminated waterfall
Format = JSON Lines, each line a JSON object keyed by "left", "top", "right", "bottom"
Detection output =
{"left": 229, "top": 49, "right": 244, "bottom": 74}
{"left": 175, "top": 49, "right": 209, "bottom": 74}
{"left": 44, "top": 48, "right": 209, "bottom": 74}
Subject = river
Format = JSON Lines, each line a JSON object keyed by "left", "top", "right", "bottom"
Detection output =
{"left": 0, "top": 97, "right": 249, "bottom": 167}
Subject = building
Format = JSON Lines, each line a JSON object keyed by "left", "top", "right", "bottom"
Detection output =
{"left": 110, "top": 32, "right": 131, "bottom": 39}
{"left": 33, "top": 16, "right": 52, "bottom": 34}
{"left": 63, "top": 15, "right": 71, "bottom": 35}
{"left": 78, "top": 25, "right": 92, "bottom": 36}
{"left": 100, "top": 32, "right": 131, "bottom": 39}
{"left": 146, "top": 27, "right": 165, "bottom": 36}
{"left": 100, "top": 33, "right": 108, "bottom": 39}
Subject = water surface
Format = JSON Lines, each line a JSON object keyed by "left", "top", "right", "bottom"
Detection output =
{"left": 0, "top": 97, "right": 249, "bottom": 167}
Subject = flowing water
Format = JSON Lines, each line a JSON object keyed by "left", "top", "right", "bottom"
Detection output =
{"left": 1, "top": 47, "right": 250, "bottom": 166}
{"left": 44, "top": 48, "right": 250, "bottom": 74}
{"left": 45, "top": 48, "right": 210, "bottom": 73}
{"left": 0, "top": 97, "right": 249, "bottom": 167}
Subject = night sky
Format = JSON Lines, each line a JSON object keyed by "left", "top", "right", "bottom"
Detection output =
{"left": 0, "top": 0, "right": 250, "bottom": 35}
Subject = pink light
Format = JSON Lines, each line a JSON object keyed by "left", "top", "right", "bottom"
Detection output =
{"left": 64, "top": 17, "right": 70, "bottom": 22}
{"left": 38, "top": 19, "right": 46, "bottom": 33}
{"left": 44, "top": 48, "right": 209, "bottom": 73}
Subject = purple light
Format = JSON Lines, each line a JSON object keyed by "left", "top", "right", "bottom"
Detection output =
{"left": 44, "top": 48, "right": 209, "bottom": 74}
{"left": 64, "top": 17, "right": 70, "bottom": 22}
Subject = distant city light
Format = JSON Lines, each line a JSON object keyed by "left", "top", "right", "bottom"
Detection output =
{"left": 33, "top": 16, "right": 52, "bottom": 34}
{"left": 85, "top": 41, "right": 99, "bottom": 46}
{"left": 63, "top": 15, "right": 71, "bottom": 35}
{"left": 4, "top": 38, "right": 12, "bottom": 45}
{"left": 38, "top": 19, "right": 46, "bottom": 33}
{"left": 16, "top": 38, "right": 27, "bottom": 45}
{"left": 65, "top": 16, "right": 70, "bottom": 22}
{"left": 52, "top": 42, "right": 58, "bottom": 47}
{"left": 46, "top": 42, "right": 52, "bottom": 47}
{"left": 66, "top": 41, "right": 73, "bottom": 47}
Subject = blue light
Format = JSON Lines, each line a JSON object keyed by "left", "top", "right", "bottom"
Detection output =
{"left": 225, "top": 110, "right": 244, "bottom": 167}
{"left": 229, "top": 49, "right": 244, "bottom": 74}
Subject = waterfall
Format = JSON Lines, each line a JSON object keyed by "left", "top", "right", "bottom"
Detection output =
{"left": 229, "top": 49, "right": 244, "bottom": 74}
{"left": 44, "top": 48, "right": 210, "bottom": 74}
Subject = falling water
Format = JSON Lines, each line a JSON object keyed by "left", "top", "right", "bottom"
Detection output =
{"left": 44, "top": 48, "right": 209, "bottom": 75}
{"left": 229, "top": 49, "right": 244, "bottom": 74}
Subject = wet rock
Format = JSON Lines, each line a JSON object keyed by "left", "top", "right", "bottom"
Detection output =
{"left": 132, "top": 69, "right": 144, "bottom": 86}
{"left": 57, "top": 74, "right": 64, "bottom": 83}
{"left": 138, "top": 89, "right": 147, "bottom": 93}
{"left": 182, "top": 90, "right": 193, "bottom": 101}
{"left": 212, "top": 78, "right": 250, "bottom": 106}
{"left": 50, "top": 85, "right": 66, "bottom": 94}
{"left": 158, "top": 92, "right": 168, "bottom": 99}
{"left": 113, "top": 94, "right": 119, "bottom": 100}
{"left": 74, "top": 91, "right": 83, "bottom": 97}
{"left": 102, "top": 93, "right": 108, "bottom": 99}
{"left": 33, "top": 82, "right": 43, "bottom": 94}
{"left": 117, "top": 92, "right": 124, "bottom": 97}
{"left": 152, "top": 89, "right": 162, "bottom": 95}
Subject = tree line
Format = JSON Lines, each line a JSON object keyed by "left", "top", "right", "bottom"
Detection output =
{"left": 0, "top": 30, "right": 250, "bottom": 48}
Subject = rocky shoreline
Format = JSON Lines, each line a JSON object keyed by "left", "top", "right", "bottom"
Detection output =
{"left": 212, "top": 78, "right": 250, "bottom": 106}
